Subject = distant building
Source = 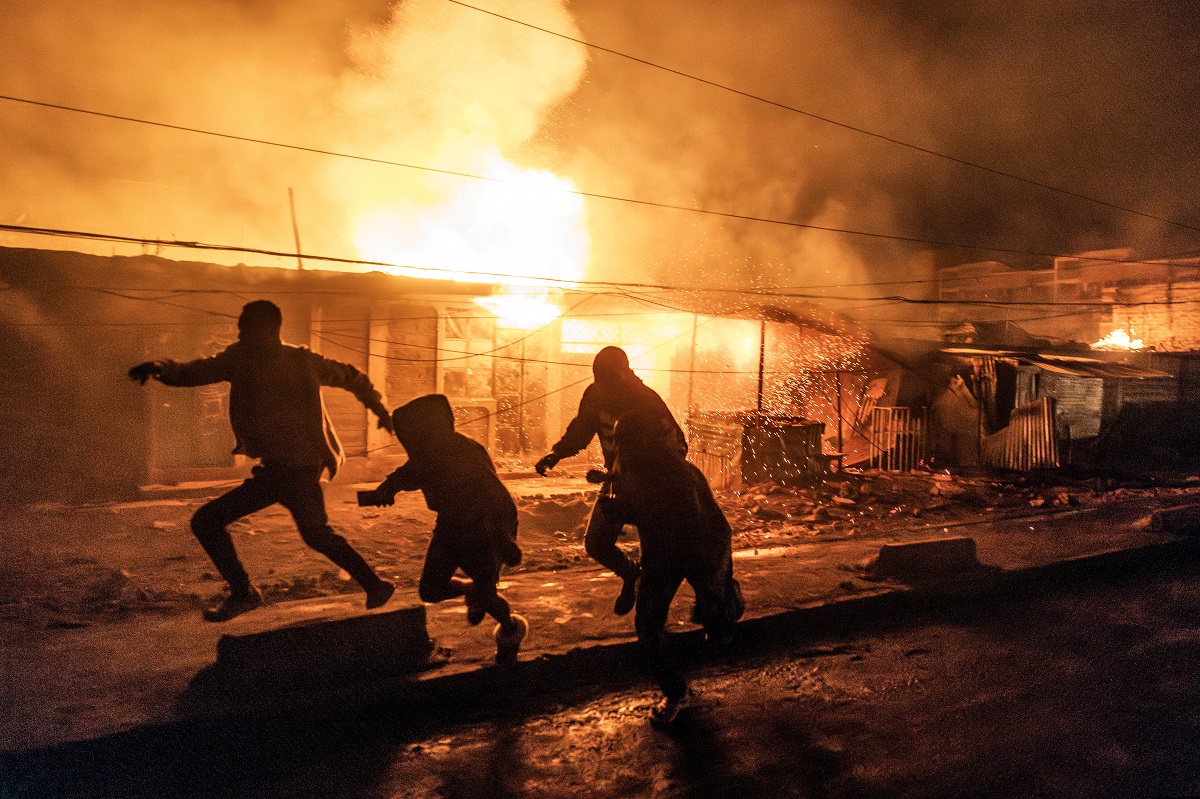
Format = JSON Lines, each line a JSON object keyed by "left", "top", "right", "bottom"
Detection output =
{"left": 936, "top": 247, "right": 1200, "bottom": 356}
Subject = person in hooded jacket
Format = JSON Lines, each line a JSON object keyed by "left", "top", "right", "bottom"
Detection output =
{"left": 535, "top": 346, "right": 687, "bottom": 616}
{"left": 360, "top": 394, "right": 528, "bottom": 663}
{"left": 128, "top": 300, "right": 396, "bottom": 622}
{"left": 601, "top": 409, "right": 744, "bottom": 728}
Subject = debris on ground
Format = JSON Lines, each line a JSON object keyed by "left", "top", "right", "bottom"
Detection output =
{"left": 3, "top": 468, "right": 1198, "bottom": 628}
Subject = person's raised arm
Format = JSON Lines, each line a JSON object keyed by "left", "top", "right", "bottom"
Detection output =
{"left": 130, "top": 351, "right": 231, "bottom": 387}
{"left": 536, "top": 386, "right": 600, "bottom": 476}
{"left": 313, "top": 353, "right": 393, "bottom": 434}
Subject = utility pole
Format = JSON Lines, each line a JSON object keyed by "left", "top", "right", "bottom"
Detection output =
{"left": 756, "top": 319, "right": 767, "bottom": 419}
{"left": 287, "top": 188, "right": 304, "bottom": 271}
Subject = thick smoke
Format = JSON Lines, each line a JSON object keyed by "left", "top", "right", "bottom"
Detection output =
{"left": 0, "top": 0, "right": 586, "bottom": 268}
{"left": 1, "top": 0, "right": 1197, "bottom": 299}
{"left": 556, "top": 0, "right": 1200, "bottom": 296}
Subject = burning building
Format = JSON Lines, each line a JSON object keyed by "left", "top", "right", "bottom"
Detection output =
{"left": 0, "top": 241, "right": 904, "bottom": 502}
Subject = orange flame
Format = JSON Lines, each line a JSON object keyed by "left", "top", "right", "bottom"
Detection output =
{"left": 1092, "top": 328, "right": 1144, "bottom": 351}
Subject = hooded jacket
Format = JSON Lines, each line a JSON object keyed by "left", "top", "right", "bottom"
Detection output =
{"left": 156, "top": 341, "right": 385, "bottom": 477}
{"left": 549, "top": 373, "right": 686, "bottom": 469}
{"left": 381, "top": 394, "right": 517, "bottom": 525}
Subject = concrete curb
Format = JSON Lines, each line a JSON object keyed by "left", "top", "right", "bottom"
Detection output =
{"left": 20, "top": 534, "right": 1186, "bottom": 761}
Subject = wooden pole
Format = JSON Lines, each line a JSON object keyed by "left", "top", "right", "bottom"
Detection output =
{"left": 288, "top": 187, "right": 304, "bottom": 271}
{"left": 686, "top": 312, "right": 699, "bottom": 431}
{"left": 834, "top": 369, "right": 843, "bottom": 455}
{"left": 756, "top": 319, "right": 766, "bottom": 419}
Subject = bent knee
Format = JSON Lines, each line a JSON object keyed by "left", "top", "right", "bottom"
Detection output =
{"left": 418, "top": 582, "right": 455, "bottom": 603}
{"left": 190, "top": 507, "right": 222, "bottom": 536}
{"left": 298, "top": 525, "right": 342, "bottom": 549}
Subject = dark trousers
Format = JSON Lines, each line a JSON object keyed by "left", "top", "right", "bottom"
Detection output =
{"left": 584, "top": 496, "right": 638, "bottom": 580}
{"left": 190, "top": 462, "right": 382, "bottom": 594}
{"left": 417, "top": 519, "right": 511, "bottom": 624}
{"left": 635, "top": 554, "right": 744, "bottom": 701}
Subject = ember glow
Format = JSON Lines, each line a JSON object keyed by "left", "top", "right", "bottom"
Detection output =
{"left": 1092, "top": 328, "right": 1144, "bottom": 351}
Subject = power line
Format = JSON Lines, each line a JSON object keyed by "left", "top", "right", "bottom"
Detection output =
{"left": 366, "top": 314, "right": 723, "bottom": 453}
{"left": 5, "top": 95, "right": 1199, "bottom": 262}
{"left": 442, "top": 0, "right": 1200, "bottom": 236}
{"left": 7, "top": 221, "right": 1200, "bottom": 307}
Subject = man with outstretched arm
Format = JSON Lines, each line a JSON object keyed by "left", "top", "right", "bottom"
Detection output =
{"left": 128, "top": 299, "right": 396, "bottom": 622}
{"left": 534, "top": 346, "right": 687, "bottom": 616}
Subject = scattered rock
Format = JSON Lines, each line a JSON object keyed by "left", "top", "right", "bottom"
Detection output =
{"left": 754, "top": 508, "right": 787, "bottom": 521}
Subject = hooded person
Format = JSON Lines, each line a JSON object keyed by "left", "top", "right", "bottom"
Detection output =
{"left": 128, "top": 299, "right": 396, "bottom": 622}
{"left": 605, "top": 409, "right": 744, "bottom": 728}
{"left": 535, "top": 346, "right": 687, "bottom": 617}
{"left": 362, "top": 394, "right": 527, "bottom": 663}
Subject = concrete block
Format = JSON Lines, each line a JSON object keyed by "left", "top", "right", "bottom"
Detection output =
{"left": 1151, "top": 504, "right": 1200, "bottom": 535}
{"left": 215, "top": 603, "right": 434, "bottom": 681}
{"left": 871, "top": 537, "right": 980, "bottom": 581}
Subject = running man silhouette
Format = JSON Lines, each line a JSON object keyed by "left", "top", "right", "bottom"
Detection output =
{"left": 128, "top": 300, "right": 396, "bottom": 622}
{"left": 535, "top": 346, "right": 686, "bottom": 616}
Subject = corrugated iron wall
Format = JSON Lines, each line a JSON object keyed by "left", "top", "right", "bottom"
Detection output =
{"left": 689, "top": 418, "right": 743, "bottom": 491}
{"left": 869, "top": 407, "right": 926, "bottom": 471}
{"left": 982, "top": 397, "right": 1059, "bottom": 470}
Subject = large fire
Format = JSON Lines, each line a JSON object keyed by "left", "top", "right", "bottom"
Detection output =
{"left": 352, "top": 148, "right": 587, "bottom": 289}
{"left": 350, "top": 146, "right": 587, "bottom": 329}
{"left": 323, "top": 0, "right": 591, "bottom": 330}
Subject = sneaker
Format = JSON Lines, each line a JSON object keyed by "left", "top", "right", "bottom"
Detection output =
{"left": 649, "top": 691, "right": 694, "bottom": 729}
{"left": 613, "top": 564, "right": 640, "bottom": 616}
{"left": 202, "top": 586, "right": 262, "bottom": 623}
{"left": 365, "top": 580, "right": 395, "bottom": 610}
{"left": 494, "top": 613, "right": 528, "bottom": 664}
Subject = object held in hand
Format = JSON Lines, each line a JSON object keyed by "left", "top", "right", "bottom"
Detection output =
{"left": 585, "top": 468, "right": 611, "bottom": 484}
{"left": 127, "top": 361, "right": 162, "bottom": 385}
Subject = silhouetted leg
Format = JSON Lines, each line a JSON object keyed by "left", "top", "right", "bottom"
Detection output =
{"left": 635, "top": 567, "right": 686, "bottom": 702}
{"left": 586, "top": 498, "right": 640, "bottom": 615}
{"left": 584, "top": 498, "right": 638, "bottom": 580}
{"left": 418, "top": 531, "right": 470, "bottom": 603}
{"left": 461, "top": 546, "right": 511, "bottom": 627}
{"left": 688, "top": 553, "right": 743, "bottom": 646}
{"left": 190, "top": 475, "right": 276, "bottom": 594}
{"left": 281, "top": 468, "right": 388, "bottom": 594}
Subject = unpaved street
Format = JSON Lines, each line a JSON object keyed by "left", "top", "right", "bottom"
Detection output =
{"left": 6, "top": 541, "right": 1199, "bottom": 798}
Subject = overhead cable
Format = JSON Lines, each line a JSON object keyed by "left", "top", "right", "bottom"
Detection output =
{"left": 441, "top": 0, "right": 1200, "bottom": 235}
{"left": 4, "top": 94, "right": 1199, "bottom": 256}
{"left": 6, "top": 221, "right": 1200, "bottom": 305}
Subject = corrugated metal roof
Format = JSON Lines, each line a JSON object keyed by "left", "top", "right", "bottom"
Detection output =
{"left": 1035, "top": 355, "right": 1171, "bottom": 379}
{"left": 939, "top": 348, "right": 1172, "bottom": 379}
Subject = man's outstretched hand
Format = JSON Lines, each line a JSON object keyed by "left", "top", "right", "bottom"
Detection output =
{"left": 534, "top": 453, "right": 560, "bottom": 476}
{"left": 367, "top": 402, "right": 394, "bottom": 435}
{"left": 128, "top": 361, "right": 162, "bottom": 385}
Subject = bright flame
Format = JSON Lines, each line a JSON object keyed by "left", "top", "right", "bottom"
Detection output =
{"left": 1092, "top": 328, "right": 1144, "bottom": 351}
{"left": 475, "top": 292, "right": 562, "bottom": 330}
{"left": 351, "top": 147, "right": 588, "bottom": 288}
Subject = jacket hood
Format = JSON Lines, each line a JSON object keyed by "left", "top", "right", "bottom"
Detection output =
{"left": 392, "top": 394, "right": 455, "bottom": 449}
